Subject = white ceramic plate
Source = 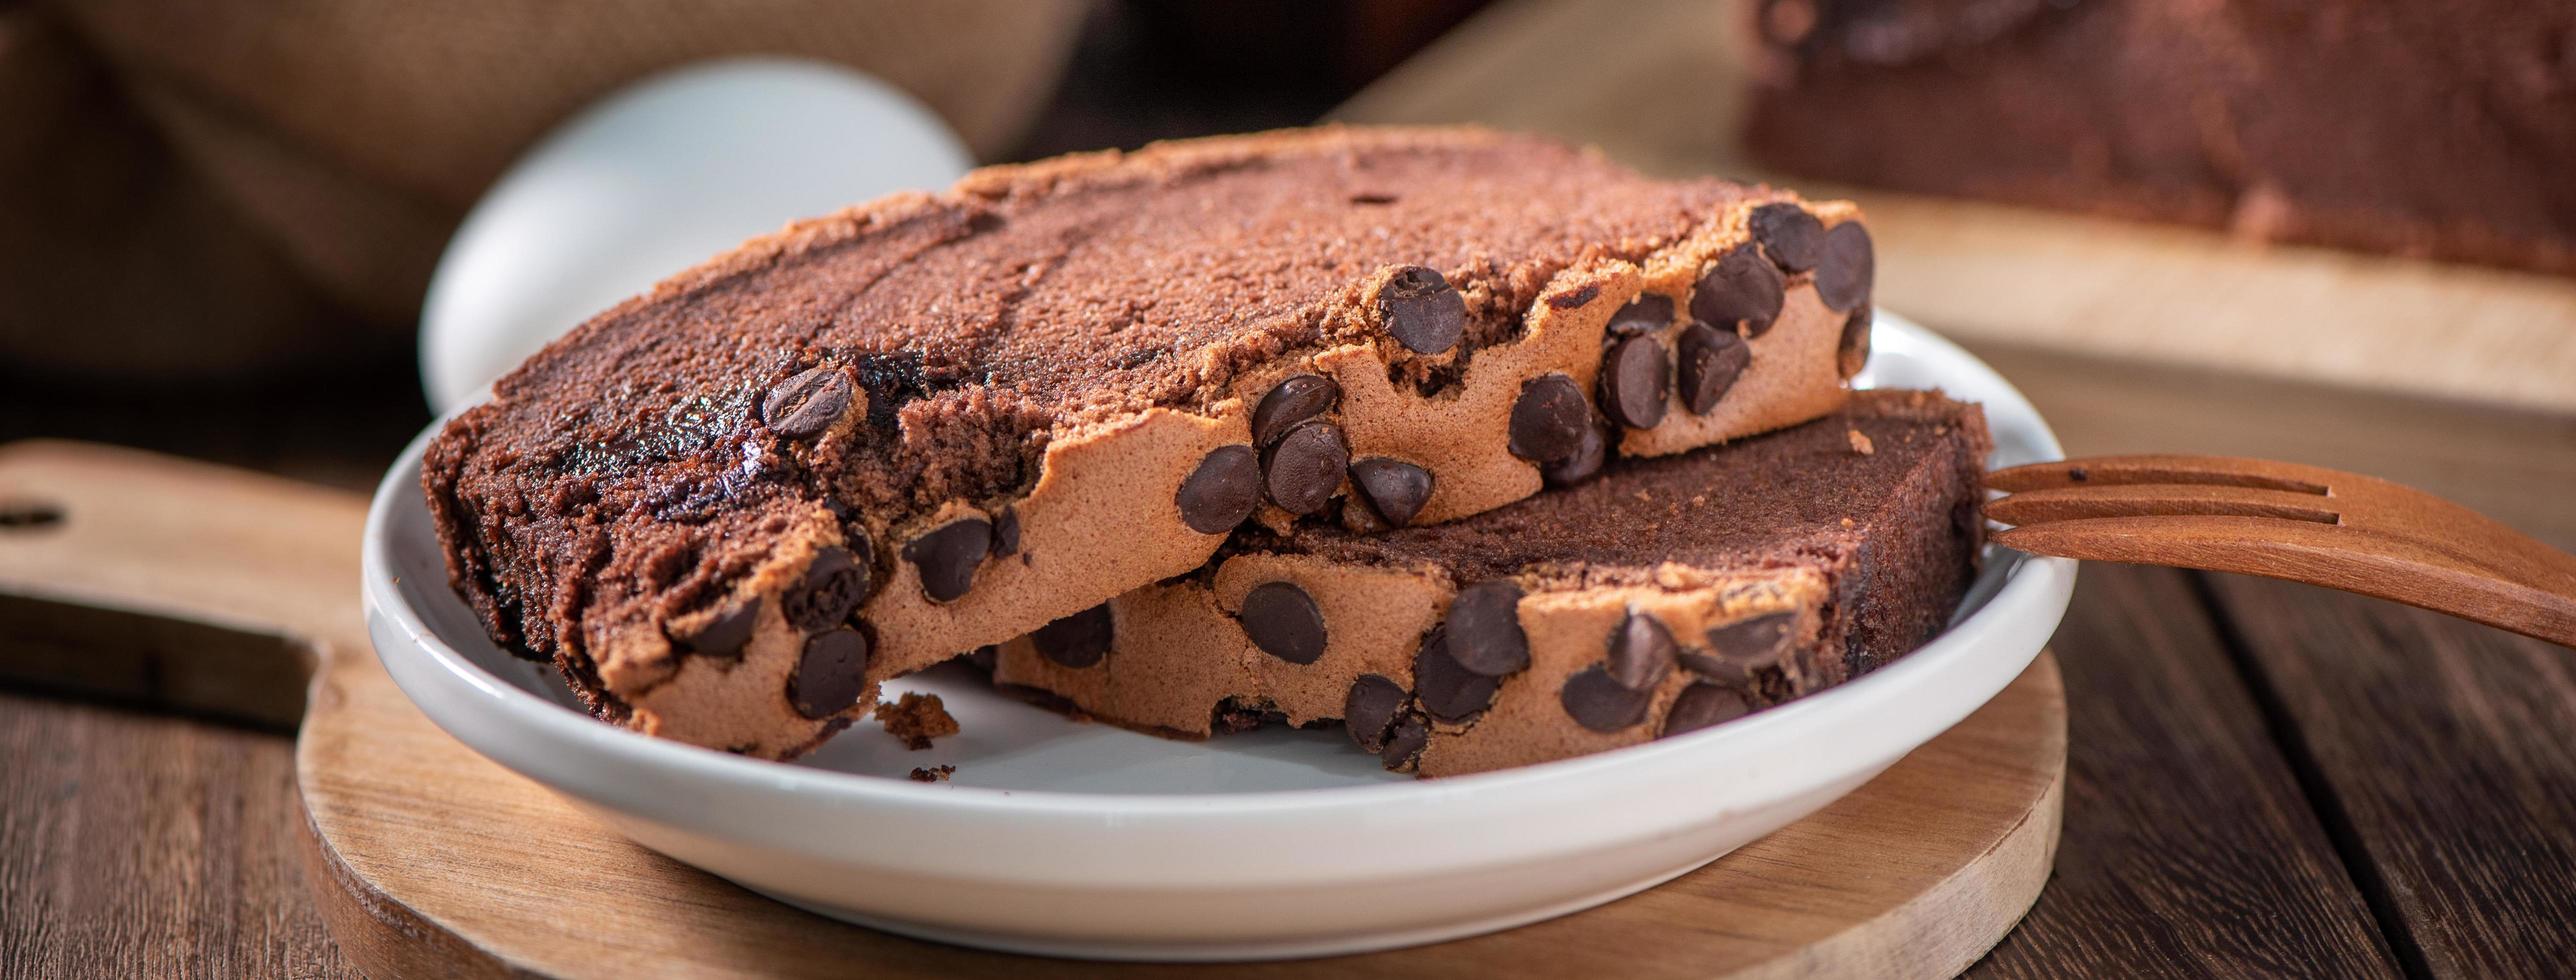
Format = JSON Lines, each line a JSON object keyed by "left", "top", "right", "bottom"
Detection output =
{"left": 363, "top": 311, "right": 2075, "bottom": 961}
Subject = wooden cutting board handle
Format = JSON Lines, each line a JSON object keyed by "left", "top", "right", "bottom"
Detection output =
{"left": 0, "top": 440, "right": 368, "bottom": 727}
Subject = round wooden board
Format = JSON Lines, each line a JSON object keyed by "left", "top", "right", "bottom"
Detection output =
{"left": 0, "top": 442, "right": 2067, "bottom": 979}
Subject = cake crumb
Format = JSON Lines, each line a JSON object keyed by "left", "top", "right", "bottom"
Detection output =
{"left": 1846, "top": 429, "right": 1875, "bottom": 455}
{"left": 877, "top": 692, "right": 960, "bottom": 750}
{"left": 1840, "top": 517, "right": 1856, "bottom": 528}
{"left": 909, "top": 765, "right": 955, "bottom": 783}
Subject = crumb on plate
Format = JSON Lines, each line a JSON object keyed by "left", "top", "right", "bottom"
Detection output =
{"left": 878, "top": 692, "right": 960, "bottom": 751}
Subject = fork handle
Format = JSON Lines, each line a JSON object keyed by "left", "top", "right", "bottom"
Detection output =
{"left": 1994, "top": 520, "right": 2576, "bottom": 650}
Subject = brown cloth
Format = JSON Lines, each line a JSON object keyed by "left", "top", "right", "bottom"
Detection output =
{"left": 0, "top": 0, "right": 1085, "bottom": 380}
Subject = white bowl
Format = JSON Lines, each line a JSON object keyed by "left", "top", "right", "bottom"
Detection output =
{"left": 418, "top": 59, "right": 973, "bottom": 414}
{"left": 362, "top": 311, "right": 2074, "bottom": 961}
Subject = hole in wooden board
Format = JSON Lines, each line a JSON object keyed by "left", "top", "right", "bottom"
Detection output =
{"left": 0, "top": 499, "right": 65, "bottom": 530}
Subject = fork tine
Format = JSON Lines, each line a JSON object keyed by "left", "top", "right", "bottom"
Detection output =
{"left": 1994, "top": 515, "right": 2334, "bottom": 565}
{"left": 1987, "top": 484, "right": 2341, "bottom": 527}
{"left": 1988, "top": 455, "right": 2333, "bottom": 495}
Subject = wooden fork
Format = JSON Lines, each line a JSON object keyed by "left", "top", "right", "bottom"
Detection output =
{"left": 1985, "top": 455, "right": 2576, "bottom": 648}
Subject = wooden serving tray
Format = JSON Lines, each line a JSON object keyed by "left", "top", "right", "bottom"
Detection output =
{"left": 0, "top": 439, "right": 2066, "bottom": 978}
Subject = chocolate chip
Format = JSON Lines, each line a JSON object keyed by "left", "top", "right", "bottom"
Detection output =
{"left": 1606, "top": 610, "right": 1678, "bottom": 690}
{"left": 790, "top": 627, "right": 869, "bottom": 719}
{"left": 1177, "top": 445, "right": 1261, "bottom": 533}
{"left": 1599, "top": 335, "right": 1670, "bottom": 430}
{"left": 761, "top": 367, "right": 856, "bottom": 439}
{"left": 1838, "top": 305, "right": 1873, "bottom": 378}
{"left": 1548, "top": 284, "right": 1601, "bottom": 309}
{"left": 1606, "top": 293, "right": 1675, "bottom": 337}
{"left": 1749, "top": 203, "right": 1825, "bottom": 272}
{"left": 990, "top": 506, "right": 1021, "bottom": 558}
{"left": 1444, "top": 581, "right": 1529, "bottom": 676}
{"left": 1676, "top": 652, "right": 1749, "bottom": 687}
{"left": 1662, "top": 682, "right": 1752, "bottom": 737}
{"left": 903, "top": 518, "right": 991, "bottom": 603}
{"left": 1690, "top": 246, "right": 1786, "bottom": 338}
{"left": 1380, "top": 714, "right": 1431, "bottom": 770}
{"left": 1676, "top": 322, "right": 1751, "bottom": 415}
{"left": 1344, "top": 675, "right": 1407, "bottom": 753}
{"left": 668, "top": 600, "right": 758, "bottom": 658}
{"left": 1413, "top": 628, "right": 1500, "bottom": 722}
{"left": 1816, "top": 222, "right": 1875, "bottom": 312}
{"left": 1251, "top": 374, "right": 1340, "bottom": 449}
{"left": 1349, "top": 457, "right": 1434, "bottom": 527}
{"left": 1033, "top": 603, "right": 1114, "bottom": 668}
{"left": 1541, "top": 410, "right": 1613, "bottom": 487}
{"left": 1705, "top": 612, "right": 1797, "bottom": 669}
{"left": 1379, "top": 265, "right": 1466, "bottom": 354}
{"left": 1508, "top": 374, "right": 1591, "bottom": 463}
{"left": 1561, "top": 665, "right": 1653, "bottom": 732}
{"left": 1263, "top": 421, "right": 1350, "bottom": 516}
{"left": 781, "top": 546, "right": 868, "bottom": 631}
{"left": 1240, "top": 581, "right": 1328, "bottom": 664}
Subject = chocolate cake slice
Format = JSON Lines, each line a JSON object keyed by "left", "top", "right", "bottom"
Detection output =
{"left": 423, "top": 126, "right": 1875, "bottom": 757}
{"left": 991, "top": 390, "right": 1989, "bottom": 777}
{"left": 1744, "top": 0, "right": 2576, "bottom": 274}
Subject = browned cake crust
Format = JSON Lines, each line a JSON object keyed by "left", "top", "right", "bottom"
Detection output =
{"left": 992, "top": 390, "right": 1989, "bottom": 777}
{"left": 1746, "top": 0, "right": 2576, "bottom": 274}
{"left": 423, "top": 126, "right": 1876, "bottom": 756}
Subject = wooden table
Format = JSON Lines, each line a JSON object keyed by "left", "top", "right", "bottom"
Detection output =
{"left": 7, "top": 3, "right": 2576, "bottom": 975}
{"left": 8, "top": 391, "right": 2571, "bottom": 979}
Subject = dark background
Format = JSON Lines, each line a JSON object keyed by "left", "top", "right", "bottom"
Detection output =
{"left": 0, "top": 0, "right": 1490, "bottom": 490}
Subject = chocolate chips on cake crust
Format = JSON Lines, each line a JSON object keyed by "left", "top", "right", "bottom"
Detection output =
{"left": 422, "top": 126, "right": 1874, "bottom": 759}
{"left": 992, "top": 391, "right": 1986, "bottom": 777}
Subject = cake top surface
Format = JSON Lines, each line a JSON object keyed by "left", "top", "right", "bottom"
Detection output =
{"left": 1272, "top": 389, "right": 1989, "bottom": 581}
{"left": 454, "top": 126, "right": 1760, "bottom": 519}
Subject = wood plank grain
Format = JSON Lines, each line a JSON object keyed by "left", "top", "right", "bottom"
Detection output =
{"left": 0, "top": 691, "right": 352, "bottom": 980}
{"left": 0, "top": 594, "right": 310, "bottom": 730}
{"left": 1966, "top": 564, "right": 2397, "bottom": 977}
{"left": 1334, "top": 0, "right": 2576, "bottom": 415}
{"left": 2203, "top": 576, "right": 2576, "bottom": 978}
